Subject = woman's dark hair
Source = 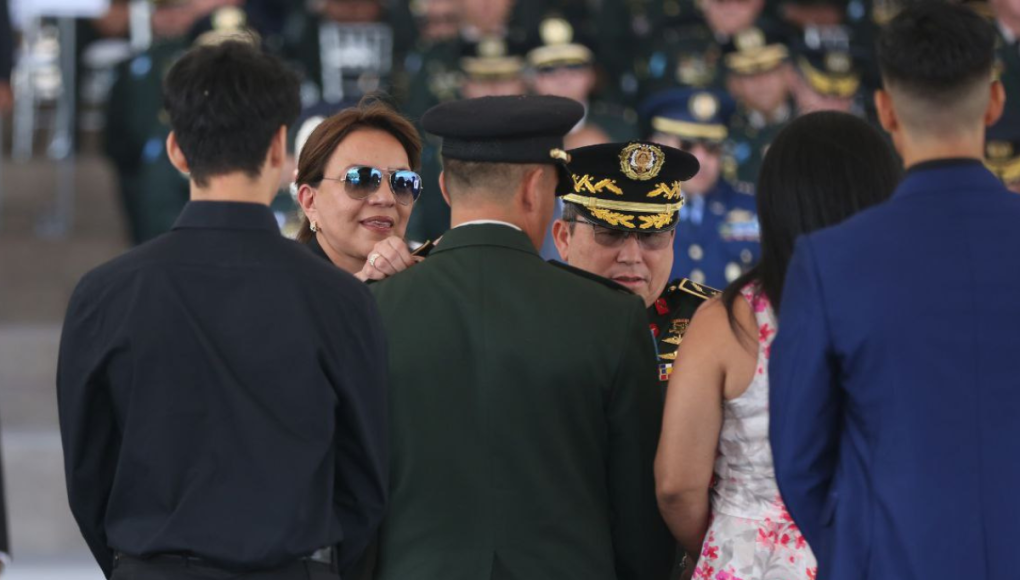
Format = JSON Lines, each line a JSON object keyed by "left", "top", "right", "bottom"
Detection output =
{"left": 294, "top": 96, "right": 423, "bottom": 243}
{"left": 163, "top": 40, "right": 301, "bottom": 187}
{"left": 721, "top": 111, "right": 901, "bottom": 333}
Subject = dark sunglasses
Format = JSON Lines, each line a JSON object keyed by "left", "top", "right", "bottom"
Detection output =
{"left": 322, "top": 166, "right": 423, "bottom": 206}
{"left": 564, "top": 220, "right": 673, "bottom": 250}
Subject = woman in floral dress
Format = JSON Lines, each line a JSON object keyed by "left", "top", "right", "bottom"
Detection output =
{"left": 654, "top": 111, "right": 902, "bottom": 580}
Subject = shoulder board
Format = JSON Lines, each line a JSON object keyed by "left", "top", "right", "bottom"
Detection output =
{"left": 548, "top": 260, "right": 634, "bottom": 295}
{"left": 675, "top": 278, "right": 720, "bottom": 300}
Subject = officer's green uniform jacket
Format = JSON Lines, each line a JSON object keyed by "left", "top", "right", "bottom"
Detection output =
{"left": 727, "top": 104, "right": 791, "bottom": 192}
{"left": 370, "top": 224, "right": 674, "bottom": 580}
{"left": 648, "top": 278, "right": 719, "bottom": 385}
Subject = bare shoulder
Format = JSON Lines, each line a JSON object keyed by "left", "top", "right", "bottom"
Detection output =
{"left": 686, "top": 293, "right": 758, "bottom": 357}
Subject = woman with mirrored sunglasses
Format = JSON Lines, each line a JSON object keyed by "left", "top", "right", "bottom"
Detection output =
{"left": 295, "top": 100, "right": 424, "bottom": 281}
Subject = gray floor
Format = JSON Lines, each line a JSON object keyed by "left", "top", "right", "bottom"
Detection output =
{"left": 1, "top": 152, "right": 128, "bottom": 575}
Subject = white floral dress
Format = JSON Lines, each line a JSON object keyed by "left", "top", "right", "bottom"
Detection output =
{"left": 692, "top": 285, "right": 817, "bottom": 580}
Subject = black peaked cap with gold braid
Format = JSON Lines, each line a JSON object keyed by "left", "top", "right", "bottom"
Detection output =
{"left": 561, "top": 142, "right": 699, "bottom": 233}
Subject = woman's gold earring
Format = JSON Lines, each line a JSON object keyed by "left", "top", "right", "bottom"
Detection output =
{"left": 310, "top": 221, "right": 319, "bottom": 233}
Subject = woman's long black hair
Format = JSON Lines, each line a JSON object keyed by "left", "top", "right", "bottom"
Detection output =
{"left": 721, "top": 111, "right": 902, "bottom": 333}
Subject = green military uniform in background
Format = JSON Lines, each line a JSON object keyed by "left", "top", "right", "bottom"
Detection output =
{"left": 722, "top": 25, "right": 794, "bottom": 191}
{"left": 406, "top": 36, "right": 528, "bottom": 243}
{"left": 727, "top": 108, "right": 788, "bottom": 190}
{"left": 641, "top": 17, "right": 726, "bottom": 96}
{"left": 104, "top": 38, "right": 190, "bottom": 244}
{"left": 594, "top": 0, "right": 701, "bottom": 106}
{"left": 526, "top": 17, "right": 637, "bottom": 144}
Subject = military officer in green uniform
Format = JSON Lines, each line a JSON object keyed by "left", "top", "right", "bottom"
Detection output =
{"left": 724, "top": 24, "right": 794, "bottom": 192}
{"left": 399, "top": 0, "right": 462, "bottom": 121}
{"left": 104, "top": 0, "right": 193, "bottom": 243}
{"left": 789, "top": 44, "right": 864, "bottom": 115}
{"left": 527, "top": 17, "right": 637, "bottom": 147}
{"left": 551, "top": 140, "right": 715, "bottom": 388}
{"left": 371, "top": 95, "right": 675, "bottom": 580}
{"left": 642, "top": 0, "right": 768, "bottom": 97}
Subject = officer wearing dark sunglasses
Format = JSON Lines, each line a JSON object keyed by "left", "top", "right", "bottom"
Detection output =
{"left": 641, "top": 88, "right": 761, "bottom": 289}
{"left": 370, "top": 95, "right": 676, "bottom": 580}
{"left": 552, "top": 141, "right": 718, "bottom": 388}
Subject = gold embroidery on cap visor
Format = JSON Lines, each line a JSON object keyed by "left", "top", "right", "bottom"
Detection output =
{"left": 620, "top": 143, "right": 665, "bottom": 180}
{"left": 797, "top": 57, "right": 861, "bottom": 98}
{"left": 572, "top": 174, "right": 623, "bottom": 195}
{"left": 460, "top": 56, "right": 525, "bottom": 80}
{"left": 725, "top": 44, "right": 789, "bottom": 75}
{"left": 528, "top": 44, "right": 593, "bottom": 68}
{"left": 561, "top": 193, "right": 685, "bottom": 230}
{"left": 648, "top": 181, "right": 683, "bottom": 200}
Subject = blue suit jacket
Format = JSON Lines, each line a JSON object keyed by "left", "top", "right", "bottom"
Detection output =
{"left": 769, "top": 160, "right": 1020, "bottom": 580}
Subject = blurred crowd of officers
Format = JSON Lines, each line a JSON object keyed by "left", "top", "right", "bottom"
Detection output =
{"left": 28, "top": 0, "right": 1020, "bottom": 287}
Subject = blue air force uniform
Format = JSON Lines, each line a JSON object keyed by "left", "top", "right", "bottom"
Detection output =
{"left": 640, "top": 87, "right": 761, "bottom": 288}
{"left": 671, "top": 179, "right": 759, "bottom": 288}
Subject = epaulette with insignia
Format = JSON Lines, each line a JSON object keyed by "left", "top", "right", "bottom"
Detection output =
{"left": 676, "top": 278, "right": 720, "bottom": 300}
{"left": 649, "top": 278, "right": 719, "bottom": 383}
{"left": 548, "top": 260, "right": 634, "bottom": 295}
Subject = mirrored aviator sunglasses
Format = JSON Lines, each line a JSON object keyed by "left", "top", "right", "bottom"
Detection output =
{"left": 324, "top": 166, "right": 423, "bottom": 206}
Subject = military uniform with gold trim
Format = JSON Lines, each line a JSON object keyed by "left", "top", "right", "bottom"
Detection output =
{"left": 723, "top": 25, "right": 794, "bottom": 192}
{"left": 649, "top": 278, "right": 719, "bottom": 384}
{"left": 558, "top": 141, "right": 712, "bottom": 383}
{"left": 986, "top": 118, "right": 1020, "bottom": 193}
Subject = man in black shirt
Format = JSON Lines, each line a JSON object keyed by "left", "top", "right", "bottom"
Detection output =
{"left": 57, "top": 41, "right": 388, "bottom": 580}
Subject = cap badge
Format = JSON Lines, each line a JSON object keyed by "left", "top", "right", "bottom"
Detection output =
{"left": 987, "top": 141, "right": 1014, "bottom": 161}
{"left": 620, "top": 143, "right": 665, "bottom": 181}
{"left": 690, "top": 92, "right": 719, "bottom": 121}
{"left": 735, "top": 28, "right": 766, "bottom": 52}
{"left": 540, "top": 18, "right": 574, "bottom": 46}
{"left": 825, "top": 51, "right": 852, "bottom": 74}
{"left": 478, "top": 36, "right": 507, "bottom": 58}
{"left": 213, "top": 6, "right": 246, "bottom": 31}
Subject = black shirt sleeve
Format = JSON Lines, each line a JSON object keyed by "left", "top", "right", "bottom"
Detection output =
{"left": 326, "top": 285, "right": 389, "bottom": 572}
{"left": 57, "top": 277, "right": 121, "bottom": 578}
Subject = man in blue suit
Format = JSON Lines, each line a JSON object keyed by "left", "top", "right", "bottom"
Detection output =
{"left": 769, "top": 4, "right": 1016, "bottom": 580}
